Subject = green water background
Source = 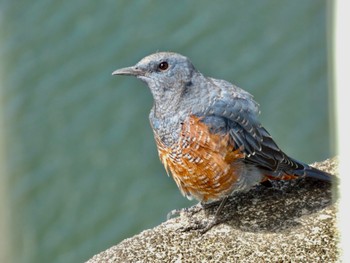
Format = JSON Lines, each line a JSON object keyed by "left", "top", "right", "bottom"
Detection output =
{"left": 0, "top": 1, "right": 334, "bottom": 262}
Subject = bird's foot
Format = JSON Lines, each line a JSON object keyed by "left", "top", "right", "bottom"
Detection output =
{"left": 177, "top": 216, "right": 223, "bottom": 234}
{"left": 175, "top": 197, "right": 229, "bottom": 233}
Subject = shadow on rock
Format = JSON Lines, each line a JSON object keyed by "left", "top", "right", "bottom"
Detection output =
{"left": 201, "top": 178, "right": 333, "bottom": 233}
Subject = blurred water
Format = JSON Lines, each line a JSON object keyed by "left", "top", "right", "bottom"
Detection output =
{"left": 0, "top": 1, "right": 333, "bottom": 262}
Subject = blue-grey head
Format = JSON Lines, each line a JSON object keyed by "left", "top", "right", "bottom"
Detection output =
{"left": 112, "top": 52, "right": 198, "bottom": 108}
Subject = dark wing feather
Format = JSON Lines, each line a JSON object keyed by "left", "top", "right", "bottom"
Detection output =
{"left": 201, "top": 78, "right": 330, "bottom": 181}
{"left": 203, "top": 109, "right": 302, "bottom": 175}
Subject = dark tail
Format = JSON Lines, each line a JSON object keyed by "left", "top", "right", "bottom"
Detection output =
{"left": 290, "top": 158, "right": 332, "bottom": 182}
{"left": 302, "top": 165, "right": 332, "bottom": 181}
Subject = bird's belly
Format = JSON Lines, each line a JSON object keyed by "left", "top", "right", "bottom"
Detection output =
{"left": 155, "top": 115, "right": 246, "bottom": 202}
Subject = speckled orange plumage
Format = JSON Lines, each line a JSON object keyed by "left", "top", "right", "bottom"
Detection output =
{"left": 155, "top": 115, "right": 246, "bottom": 202}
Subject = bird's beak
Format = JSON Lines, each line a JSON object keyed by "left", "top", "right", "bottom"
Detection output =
{"left": 112, "top": 66, "right": 145, "bottom": 77}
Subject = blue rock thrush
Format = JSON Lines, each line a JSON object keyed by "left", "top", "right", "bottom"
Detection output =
{"left": 112, "top": 52, "right": 332, "bottom": 232}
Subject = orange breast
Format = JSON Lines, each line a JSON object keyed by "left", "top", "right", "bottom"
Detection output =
{"left": 154, "top": 115, "right": 245, "bottom": 202}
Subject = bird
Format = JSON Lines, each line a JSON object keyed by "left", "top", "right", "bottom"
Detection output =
{"left": 112, "top": 52, "right": 332, "bottom": 232}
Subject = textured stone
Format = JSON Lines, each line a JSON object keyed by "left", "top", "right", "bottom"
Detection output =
{"left": 87, "top": 158, "right": 339, "bottom": 263}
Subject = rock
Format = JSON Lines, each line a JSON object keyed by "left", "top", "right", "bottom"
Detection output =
{"left": 87, "top": 158, "right": 339, "bottom": 263}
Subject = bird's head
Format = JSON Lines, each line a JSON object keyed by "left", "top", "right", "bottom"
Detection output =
{"left": 112, "top": 52, "right": 197, "bottom": 107}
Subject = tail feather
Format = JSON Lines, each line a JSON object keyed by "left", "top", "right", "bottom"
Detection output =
{"left": 261, "top": 157, "right": 333, "bottom": 182}
{"left": 289, "top": 158, "right": 332, "bottom": 182}
{"left": 301, "top": 165, "right": 332, "bottom": 181}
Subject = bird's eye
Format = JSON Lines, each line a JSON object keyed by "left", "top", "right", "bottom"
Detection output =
{"left": 158, "top": 61, "right": 169, "bottom": 71}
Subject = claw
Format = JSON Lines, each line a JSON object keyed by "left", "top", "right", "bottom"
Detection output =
{"left": 199, "top": 217, "right": 222, "bottom": 234}
{"left": 172, "top": 197, "right": 229, "bottom": 233}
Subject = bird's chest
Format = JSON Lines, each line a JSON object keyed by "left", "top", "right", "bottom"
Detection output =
{"left": 150, "top": 113, "right": 183, "bottom": 147}
{"left": 151, "top": 114, "right": 245, "bottom": 202}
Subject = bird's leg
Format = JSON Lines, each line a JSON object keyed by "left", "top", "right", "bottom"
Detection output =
{"left": 175, "top": 196, "right": 230, "bottom": 233}
{"left": 200, "top": 196, "right": 229, "bottom": 234}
